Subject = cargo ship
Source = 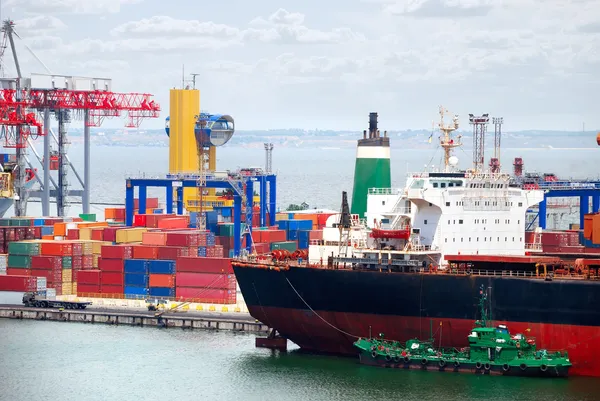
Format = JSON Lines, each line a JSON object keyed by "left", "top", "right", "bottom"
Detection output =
{"left": 232, "top": 108, "right": 600, "bottom": 377}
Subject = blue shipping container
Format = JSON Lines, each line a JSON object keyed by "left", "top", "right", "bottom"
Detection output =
{"left": 33, "top": 219, "right": 45, "bottom": 226}
{"left": 153, "top": 209, "right": 163, "bottom": 214}
{"left": 124, "top": 286, "right": 148, "bottom": 296}
{"left": 228, "top": 249, "right": 235, "bottom": 258}
{"left": 41, "top": 226, "right": 54, "bottom": 236}
{"left": 287, "top": 229, "right": 299, "bottom": 241}
{"left": 277, "top": 220, "right": 289, "bottom": 231}
{"left": 124, "top": 259, "right": 148, "bottom": 274}
{"left": 124, "top": 273, "right": 148, "bottom": 287}
{"left": 148, "top": 260, "right": 175, "bottom": 274}
{"left": 207, "top": 211, "right": 218, "bottom": 224}
{"left": 149, "top": 287, "right": 174, "bottom": 297}
{"left": 296, "top": 219, "right": 313, "bottom": 231}
{"left": 198, "top": 247, "right": 207, "bottom": 257}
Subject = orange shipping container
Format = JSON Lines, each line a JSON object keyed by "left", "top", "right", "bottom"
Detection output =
{"left": 54, "top": 222, "right": 67, "bottom": 237}
{"left": 132, "top": 245, "right": 159, "bottom": 259}
{"left": 593, "top": 214, "right": 600, "bottom": 245}
{"left": 142, "top": 232, "right": 167, "bottom": 246}
{"left": 157, "top": 217, "right": 189, "bottom": 229}
{"left": 91, "top": 228, "right": 105, "bottom": 241}
{"left": 41, "top": 242, "right": 72, "bottom": 256}
{"left": 149, "top": 274, "right": 174, "bottom": 287}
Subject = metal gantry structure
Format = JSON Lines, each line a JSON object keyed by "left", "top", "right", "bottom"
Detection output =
{"left": 468, "top": 113, "right": 489, "bottom": 172}
{"left": 264, "top": 143, "right": 273, "bottom": 174}
{"left": 490, "top": 117, "right": 503, "bottom": 173}
{"left": 0, "top": 20, "right": 160, "bottom": 216}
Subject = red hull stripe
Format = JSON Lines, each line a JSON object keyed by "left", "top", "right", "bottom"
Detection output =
{"left": 251, "top": 306, "right": 600, "bottom": 377}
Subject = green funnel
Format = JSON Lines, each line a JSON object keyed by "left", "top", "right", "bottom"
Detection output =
{"left": 350, "top": 112, "right": 391, "bottom": 218}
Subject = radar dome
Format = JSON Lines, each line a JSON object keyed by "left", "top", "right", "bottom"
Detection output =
{"left": 449, "top": 156, "right": 459, "bottom": 166}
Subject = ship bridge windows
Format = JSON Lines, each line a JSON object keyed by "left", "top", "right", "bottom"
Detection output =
{"left": 411, "top": 180, "right": 424, "bottom": 189}
{"left": 433, "top": 182, "right": 438, "bottom": 188}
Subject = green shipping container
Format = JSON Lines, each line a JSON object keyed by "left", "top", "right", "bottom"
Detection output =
{"left": 79, "top": 213, "right": 97, "bottom": 222}
{"left": 270, "top": 241, "right": 297, "bottom": 252}
{"left": 0, "top": 218, "right": 10, "bottom": 226}
{"left": 62, "top": 257, "right": 72, "bottom": 269}
{"left": 9, "top": 218, "right": 32, "bottom": 227}
{"left": 8, "top": 254, "right": 31, "bottom": 268}
{"left": 218, "top": 223, "right": 234, "bottom": 237}
{"left": 8, "top": 242, "right": 40, "bottom": 256}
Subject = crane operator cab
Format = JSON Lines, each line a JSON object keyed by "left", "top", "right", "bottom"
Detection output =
{"left": 194, "top": 113, "right": 235, "bottom": 148}
{"left": 146, "top": 298, "right": 167, "bottom": 311}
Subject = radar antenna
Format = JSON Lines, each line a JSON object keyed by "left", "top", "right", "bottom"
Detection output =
{"left": 438, "top": 106, "right": 462, "bottom": 172}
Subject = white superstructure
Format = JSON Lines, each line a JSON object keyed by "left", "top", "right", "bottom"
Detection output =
{"left": 308, "top": 107, "right": 544, "bottom": 268}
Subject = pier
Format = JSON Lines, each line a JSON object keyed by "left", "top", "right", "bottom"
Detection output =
{"left": 0, "top": 306, "right": 270, "bottom": 333}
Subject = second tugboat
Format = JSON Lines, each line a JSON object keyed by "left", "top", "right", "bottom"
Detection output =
{"left": 354, "top": 286, "right": 572, "bottom": 377}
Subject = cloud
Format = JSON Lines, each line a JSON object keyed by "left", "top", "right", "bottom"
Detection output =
{"left": 14, "top": 16, "right": 67, "bottom": 35}
{"left": 110, "top": 9, "right": 365, "bottom": 46}
{"left": 385, "top": 0, "right": 493, "bottom": 18}
{"left": 5, "top": 0, "right": 143, "bottom": 15}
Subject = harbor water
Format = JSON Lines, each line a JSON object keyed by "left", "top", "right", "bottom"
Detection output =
{"left": 2, "top": 319, "right": 599, "bottom": 401}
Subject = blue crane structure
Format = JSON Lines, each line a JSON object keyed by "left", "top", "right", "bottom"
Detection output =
{"left": 125, "top": 171, "right": 276, "bottom": 256}
{"left": 527, "top": 181, "right": 600, "bottom": 247}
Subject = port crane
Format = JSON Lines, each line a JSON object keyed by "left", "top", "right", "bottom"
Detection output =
{"left": 0, "top": 19, "right": 160, "bottom": 216}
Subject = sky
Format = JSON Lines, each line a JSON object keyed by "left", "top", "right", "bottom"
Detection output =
{"left": 2, "top": 0, "right": 599, "bottom": 132}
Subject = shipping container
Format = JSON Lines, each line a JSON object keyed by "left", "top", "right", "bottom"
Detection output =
{"left": 116, "top": 228, "right": 147, "bottom": 243}
{"left": 77, "top": 270, "right": 101, "bottom": 285}
{"left": 271, "top": 241, "right": 297, "bottom": 252}
{"left": 157, "top": 217, "right": 189, "bottom": 229}
{"left": 124, "top": 259, "right": 148, "bottom": 274}
{"left": 166, "top": 232, "right": 198, "bottom": 247}
{"left": 149, "top": 274, "right": 174, "bottom": 287}
{"left": 41, "top": 242, "right": 72, "bottom": 256}
{"left": 175, "top": 272, "right": 235, "bottom": 290}
{"left": 101, "top": 272, "right": 124, "bottom": 286}
{"left": 156, "top": 246, "right": 188, "bottom": 260}
{"left": 0, "top": 275, "right": 37, "bottom": 291}
{"left": 30, "top": 255, "right": 62, "bottom": 270}
{"left": 8, "top": 254, "right": 31, "bottom": 268}
{"left": 142, "top": 232, "right": 167, "bottom": 246}
{"left": 175, "top": 287, "right": 235, "bottom": 304}
{"left": 176, "top": 257, "right": 233, "bottom": 274}
{"left": 124, "top": 273, "right": 148, "bottom": 287}
{"left": 148, "top": 260, "right": 176, "bottom": 274}
{"left": 101, "top": 284, "right": 124, "bottom": 295}
{"left": 77, "top": 283, "right": 100, "bottom": 295}
{"left": 132, "top": 245, "right": 159, "bottom": 260}
{"left": 8, "top": 242, "right": 40, "bottom": 255}
{"left": 149, "top": 287, "right": 174, "bottom": 297}
{"left": 124, "top": 286, "right": 147, "bottom": 297}
{"left": 101, "top": 244, "right": 133, "bottom": 259}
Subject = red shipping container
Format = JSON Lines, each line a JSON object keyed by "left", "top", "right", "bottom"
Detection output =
{"left": 41, "top": 242, "right": 72, "bottom": 256}
{"left": 253, "top": 243, "right": 270, "bottom": 254}
{"left": 101, "top": 245, "right": 133, "bottom": 259}
{"left": 101, "top": 284, "right": 124, "bottom": 295}
{"left": 114, "top": 208, "right": 126, "bottom": 221}
{"left": 33, "top": 226, "right": 42, "bottom": 239}
{"left": 159, "top": 217, "right": 189, "bottom": 229}
{"left": 175, "top": 272, "right": 235, "bottom": 290}
{"left": 149, "top": 274, "right": 175, "bottom": 287}
{"left": 133, "top": 198, "right": 159, "bottom": 210}
{"left": 98, "top": 258, "right": 125, "bottom": 272}
{"left": 101, "top": 272, "right": 124, "bottom": 286}
{"left": 309, "top": 230, "right": 323, "bottom": 241}
{"left": 102, "top": 227, "right": 120, "bottom": 242}
{"left": 0, "top": 275, "right": 37, "bottom": 291}
{"left": 132, "top": 245, "right": 159, "bottom": 259}
{"left": 317, "top": 213, "right": 334, "bottom": 228}
{"left": 6, "top": 268, "right": 30, "bottom": 276}
{"left": 72, "top": 256, "right": 83, "bottom": 270}
{"left": 77, "top": 270, "right": 101, "bottom": 285}
{"left": 175, "top": 287, "right": 236, "bottom": 304}
{"left": 67, "top": 229, "right": 80, "bottom": 240}
{"left": 166, "top": 232, "right": 198, "bottom": 247}
{"left": 157, "top": 246, "right": 188, "bottom": 260}
{"left": 91, "top": 228, "right": 105, "bottom": 241}
{"left": 31, "top": 256, "right": 62, "bottom": 270}
{"left": 145, "top": 214, "right": 176, "bottom": 228}
{"left": 133, "top": 214, "right": 147, "bottom": 227}
{"left": 176, "top": 257, "right": 233, "bottom": 274}
{"left": 31, "top": 269, "right": 62, "bottom": 284}
{"left": 77, "top": 284, "right": 101, "bottom": 295}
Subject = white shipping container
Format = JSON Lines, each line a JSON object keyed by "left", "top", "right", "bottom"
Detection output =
{"left": 37, "top": 277, "right": 47, "bottom": 291}
{"left": 0, "top": 268, "right": 6, "bottom": 275}
{"left": 0, "top": 291, "right": 25, "bottom": 304}
{"left": 0, "top": 254, "right": 7, "bottom": 270}
{"left": 46, "top": 288, "right": 56, "bottom": 300}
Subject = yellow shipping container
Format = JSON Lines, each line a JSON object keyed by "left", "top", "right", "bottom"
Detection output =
{"left": 90, "top": 241, "right": 111, "bottom": 255}
{"left": 275, "top": 212, "right": 289, "bottom": 221}
{"left": 115, "top": 227, "right": 148, "bottom": 243}
{"left": 62, "top": 282, "right": 72, "bottom": 296}
{"left": 92, "top": 254, "right": 100, "bottom": 268}
{"left": 62, "top": 269, "right": 73, "bottom": 283}
{"left": 72, "top": 282, "right": 77, "bottom": 294}
{"left": 82, "top": 242, "right": 93, "bottom": 255}
{"left": 79, "top": 228, "right": 92, "bottom": 241}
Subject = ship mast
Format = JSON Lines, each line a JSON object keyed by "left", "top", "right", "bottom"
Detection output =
{"left": 438, "top": 106, "right": 461, "bottom": 172}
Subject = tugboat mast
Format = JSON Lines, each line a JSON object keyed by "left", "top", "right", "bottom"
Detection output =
{"left": 438, "top": 106, "right": 461, "bottom": 172}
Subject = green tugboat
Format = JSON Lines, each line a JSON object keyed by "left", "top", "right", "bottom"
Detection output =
{"left": 354, "top": 286, "right": 572, "bottom": 377}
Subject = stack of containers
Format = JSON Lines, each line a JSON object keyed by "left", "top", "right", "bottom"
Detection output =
{"left": 175, "top": 257, "right": 236, "bottom": 304}
{"left": 0, "top": 254, "right": 7, "bottom": 275}
{"left": 41, "top": 241, "right": 73, "bottom": 295}
{"left": 97, "top": 244, "right": 132, "bottom": 296}
{"left": 77, "top": 270, "right": 101, "bottom": 294}
{"left": 124, "top": 259, "right": 148, "bottom": 298}
{"left": 30, "top": 254, "right": 62, "bottom": 294}
{"left": 148, "top": 260, "right": 175, "bottom": 297}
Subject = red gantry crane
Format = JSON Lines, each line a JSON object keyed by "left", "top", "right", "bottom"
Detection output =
{"left": 0, "top": 19, "right": 160, "bottom": 216}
